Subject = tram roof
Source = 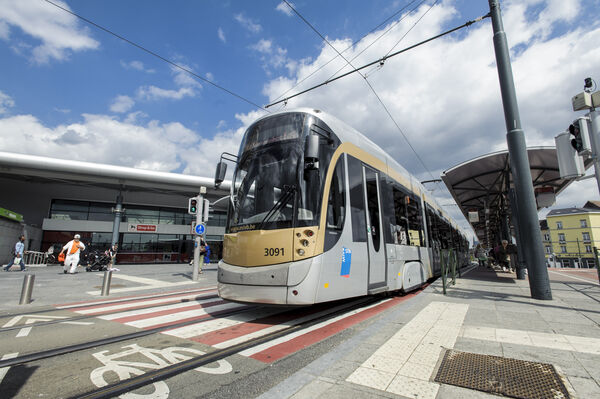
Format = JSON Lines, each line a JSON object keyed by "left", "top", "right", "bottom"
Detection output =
{"left": 440, "top": 146, "right": 590, "bottom": 247}
{"left": 0, "top": 151, "right": 231, "bottom": 197}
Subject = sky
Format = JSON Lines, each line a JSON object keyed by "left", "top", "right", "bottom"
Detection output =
{"left": 1, "top": 0, "right": 599, "bottom": 240}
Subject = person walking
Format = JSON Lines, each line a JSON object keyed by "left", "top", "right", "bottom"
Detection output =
{"left": 495, "top": 240, "right": 510, "bottom": 272}
{"left": 4, "top": 235, "right": 27, "bottom": 272}
{"left": 475, "top": 244, "right": 488, "bottom": 268}
{"left": 59, "top": 234, "right": 85, "bottom": 274}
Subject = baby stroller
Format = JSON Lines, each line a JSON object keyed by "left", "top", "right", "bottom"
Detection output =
{"left": 85, "top": 250, "right": 112, "bottom": 272}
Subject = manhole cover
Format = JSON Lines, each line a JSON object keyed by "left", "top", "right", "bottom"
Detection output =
{"left": 434, "top": 350, "right": 570, "bottom": 399}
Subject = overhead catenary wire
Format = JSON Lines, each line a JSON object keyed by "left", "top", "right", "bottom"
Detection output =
{"left": 266, "top": 13, "right": 490, "bottom": 109}
{"left": 43, "top": 0, "right": 269, "bottom": 114}
{"left": 271, "top": 0, "right": 424, "bottom": 104}
{"left": 281, "top": 0, "right": 447, "bottom": 183}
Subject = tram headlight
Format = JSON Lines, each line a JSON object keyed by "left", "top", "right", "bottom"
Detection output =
{"left": 301, "top": 239, "right": 309, "bottom": 247}
{"left": 297, "top": 249, "right": 305, "bottom": 256}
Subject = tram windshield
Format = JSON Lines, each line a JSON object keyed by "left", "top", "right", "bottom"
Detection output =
{"left": 229, "top": 112, "right": 335, "bottom": 232}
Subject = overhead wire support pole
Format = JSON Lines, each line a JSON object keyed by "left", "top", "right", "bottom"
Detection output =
{"left": 488, "top": 0, "right": 551, "bottom": 299}
{"left": 265, "top": 14, "right": 490, "bottom": 109}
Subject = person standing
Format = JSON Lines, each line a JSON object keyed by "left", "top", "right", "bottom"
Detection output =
{"left": 108, "top": 244, "right": 118, "bottom": 268}
{"left": 3, "top": 235, "right": 27, "bottom": 272}
{"left": 203, "top": 242, "right": 211, "bottom": 269}
{"left": 60, "top": 234, "right": 85, "bottom": 274}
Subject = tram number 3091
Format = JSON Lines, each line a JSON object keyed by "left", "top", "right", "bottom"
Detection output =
{"left": 264, "top": 248, "right": 285, "bottom": 256}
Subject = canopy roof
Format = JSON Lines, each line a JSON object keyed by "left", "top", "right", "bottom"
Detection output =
{"left": 441, "top": 147, "right": 589, "bottom": 247}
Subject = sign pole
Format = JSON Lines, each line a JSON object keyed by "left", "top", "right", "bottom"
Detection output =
{"left": 192, "top": 187, "right": 206, "bottom": 281}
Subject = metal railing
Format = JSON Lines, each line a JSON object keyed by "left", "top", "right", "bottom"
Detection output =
{"left": 441, "top": 249, "right": 458, "bottom": 295}
{"left": 23, "top": 251, "right": 48, "bottom": 265}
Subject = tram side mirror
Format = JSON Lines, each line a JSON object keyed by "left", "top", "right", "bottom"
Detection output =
{"left": 214, "top": 161, "right": 227, "bottom": 188}
{"left": 304, "top": 134, "right": 320, "bottom": 171}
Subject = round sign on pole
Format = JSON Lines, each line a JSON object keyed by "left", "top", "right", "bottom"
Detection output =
{"left": 194, "top": 223, "right": 206, "bottom": 235}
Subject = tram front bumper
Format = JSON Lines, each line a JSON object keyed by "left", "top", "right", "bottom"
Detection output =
{"left": 217, "top": 258, "right": 319, "bottom": 305}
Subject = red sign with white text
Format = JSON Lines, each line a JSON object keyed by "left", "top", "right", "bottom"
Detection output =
{"left": 135, "top": 224, "right": 157, "bottom": 232}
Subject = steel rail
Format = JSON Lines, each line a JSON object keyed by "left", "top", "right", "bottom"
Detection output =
{"left": 73, "top": 296, "right": 383, "bottom": 399}
{"left": 0, "top": 303, "right": 256, "bottom": 369}
{"left": 0, "top": 293, "right": 221, "bottom": 333}
{"left": 0, "top": 286, "right": 216, "bottom": 318}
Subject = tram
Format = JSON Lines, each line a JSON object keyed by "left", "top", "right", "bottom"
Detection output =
{"left": 215, "top": 108, "right": 469, "bottom": 305}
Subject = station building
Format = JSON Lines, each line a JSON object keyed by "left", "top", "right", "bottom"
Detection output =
{"left": 0, "top": 152, "right": 230, "bottom": 265}
{"left": 540, "top": 201, "right": 600, "bottom": 268}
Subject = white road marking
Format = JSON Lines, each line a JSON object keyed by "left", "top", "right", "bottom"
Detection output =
{"left": 548, "top": 269, "right": 599, "bottom": 284}
{"left": 75, "top": 292, "right": 213, "bottom": 315}
{"left": 2, "top": 314, "right": 94, "bottom": 338}
{"left": 125, "top": 302, "right": 244, "bottom": 329}
{"left": 0, "top": 353, "right": 18, "bottom": 383}
{"left": 239, "top": 299, "right": 393, "bottom": 356}
{"left": 56, "top": 287, "right": 216, "bottom": 309}
{"left": 163, "top": 307, "right": 285, "bottom": 339}
{"left": 16, "top": 327, "right": 32, "bottom": 338}
{"left": 461, "top": 326, "right": 600, "bottom": 354}
{"left": 98, "top": 297, "right": 226, "bottom": 320}
{"left": 86, "top": 275, "right": 200, "bottom": 295}
{"left": 346, "top": 301, "right": 468, "bottom": 399}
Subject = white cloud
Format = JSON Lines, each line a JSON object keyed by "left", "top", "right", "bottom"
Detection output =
{"left": 234, "top": 13, "right": 262, "bottom": 33}
{"left": 120, "top": 60, "right": 155, "bottom": 73}
{"left": 218, "top": 27, "right": 226, "bottom": 43}
{"left": 275, "top": 2, "right": 294, "bottom": 17}
{"left": 0, "top": 90, "right": 15, "bottom": 114}
{"left": 251, "top": 39, "right": 272, "bottom": 54}
{"left": 251, "top": 39, "right": 290, "bottom": 74}
{"left": 247, "top": 0, "right": 600, "bottom": 229}
{"left": 0, "top": 0, "right": 99, "bottom": 63}
{"left": 137, "top": 86, "right": 196, "bottom": 101}
{"left": 109, "top": 95, "right": 135, "bottom": 113}
{"left": 0, "top": 113, "right": 196, "bottom": 172}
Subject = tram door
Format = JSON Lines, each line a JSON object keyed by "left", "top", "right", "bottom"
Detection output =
{"left": 363, "top": 166, "right": 387, "bottom": 290}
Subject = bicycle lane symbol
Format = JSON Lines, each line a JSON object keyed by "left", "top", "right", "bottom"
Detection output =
{"left": 90, "top": 344, "right": 232, "bottom": 399}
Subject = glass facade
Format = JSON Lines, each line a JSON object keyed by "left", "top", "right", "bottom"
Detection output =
{"left": 44, "top": 199, "right": 226, "bottom": 264}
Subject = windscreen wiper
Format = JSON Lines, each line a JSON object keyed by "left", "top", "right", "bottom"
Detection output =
{"left": 259, "top": 185, "right": 296, "bottom": 230}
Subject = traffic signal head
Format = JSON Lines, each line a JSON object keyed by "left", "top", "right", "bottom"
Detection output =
{"left": 569, "top": 123, "right": 582, "bottom": 153}
{"left": 188, "top": 197, "right": 198, "bottom": 214}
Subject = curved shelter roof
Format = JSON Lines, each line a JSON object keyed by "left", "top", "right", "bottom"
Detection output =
{"left": 0, "top": 151, "right": 231, "bottom": 195}
{"left": 440, "top": 146, "right": 589, "bottom": 247}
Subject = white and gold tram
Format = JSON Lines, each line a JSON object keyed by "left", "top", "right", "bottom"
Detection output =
{"left": 216, "top": 108, "right": 469, "bottom": 305}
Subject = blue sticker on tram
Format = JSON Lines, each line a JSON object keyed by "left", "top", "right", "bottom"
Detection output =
{"left": 340, "top": 247, "right": 352, "bottom": 277}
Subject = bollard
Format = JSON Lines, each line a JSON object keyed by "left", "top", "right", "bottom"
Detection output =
{"left": 101, "top": 270, "right": 113, "bottom": 296}
{"left": 19, "top": 274, "right": 35, "bottom": 305}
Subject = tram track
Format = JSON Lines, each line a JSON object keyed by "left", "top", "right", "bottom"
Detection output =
{"left": 0, "top": 302, "right": 257, "bottom": 369}
{"left": 73, "top": 295, "right": 384, "bottom": 399}
{"left": 0, "top": 286, "right": 217, "bottom": 319}
{"left": 0, "top": 291, "right": 221, "bottom": 333}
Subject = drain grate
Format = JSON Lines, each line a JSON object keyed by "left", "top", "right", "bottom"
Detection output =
{"left": 434, "top": 350, "right": 570, "bottom": 399}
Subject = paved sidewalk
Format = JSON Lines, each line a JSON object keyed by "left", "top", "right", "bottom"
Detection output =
{"left": 262, "top": 265, "right": 600, "bottom": 399}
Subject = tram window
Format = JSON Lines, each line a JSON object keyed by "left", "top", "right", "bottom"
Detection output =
{"left": 347, "top": 155, "right": 367, "bottom": 242}
{"left": 379, "top": 174, "right": 396, "bottom": 245}
{"left": 324, "top": 156, "right": 346, "bottom": 251}
{"left": 392, "top": 186, "right": 408, "bottom": 245}
{"left": 407, "top": 194, "right": 424, "bottom": 246}
{"left": 365, "top": 168, "right": 381, "bottom": 252}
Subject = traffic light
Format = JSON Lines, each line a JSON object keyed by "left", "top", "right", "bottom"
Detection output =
{"left": 568, "top": 117, "right": 592, "bottom": 156}
{"left": 188, "top": 197, "right": 198, "bottom": 214}
{"left": 569, "top": 122, "right": 583, "bottom": 153}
